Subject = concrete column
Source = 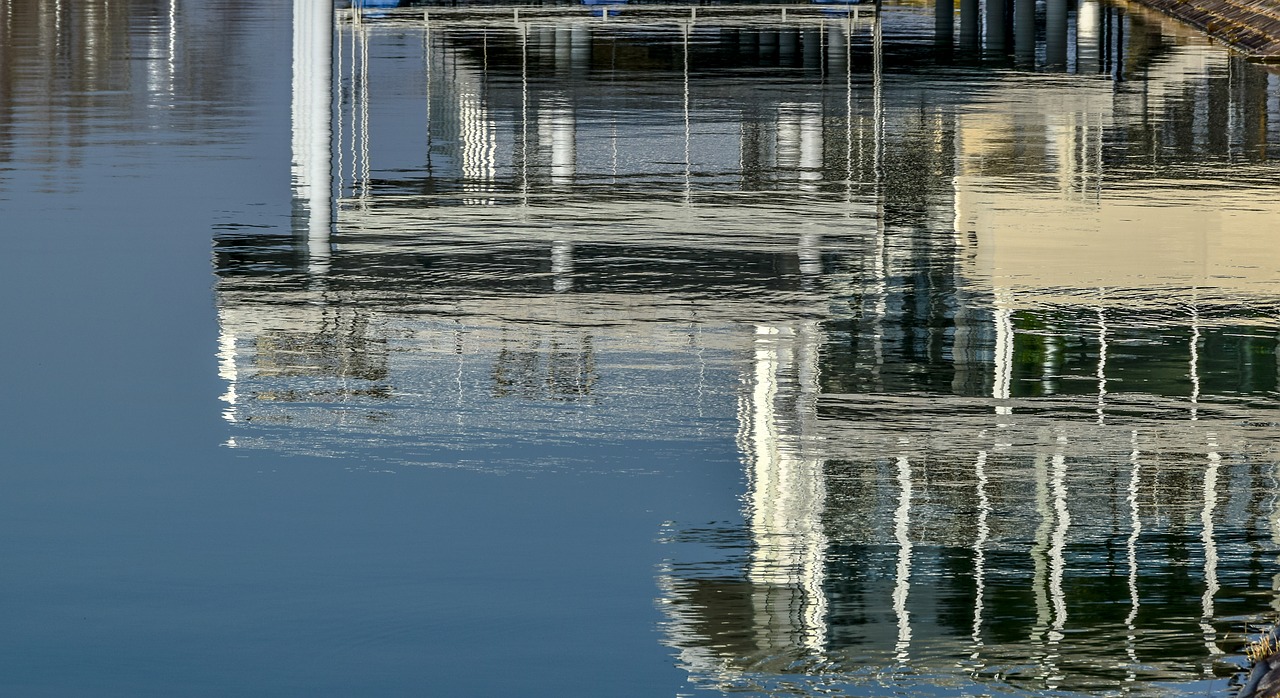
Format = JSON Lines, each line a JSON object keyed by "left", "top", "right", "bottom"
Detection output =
{"left": 802, "top": 28, "right": 822, "bottom": 72}
{"left": 1046, "top": 0, "right": 1068, "bottom": 70}
{"left": 960, "top": 0, "right": 980, "bottom": 52}
{"left": 570, "top": 25, "right": 590, "bottom": 76}
{"left": 984, "top": 0, "right": 1006, "bottom": 53}
{"left": 549, "top": 105, "right": 575, "bottom": 184}
{"left": 1077, "top": 0, "right": 1101, "bottom": 74}
{"left": 936, "top": 0, "right": 955, "bottom": 48}
{"left": 551, "top": 241, "right": 574, "bottom": 293}
{"left": 827, "top": 24, "right": 847, "bottom": 75}
{"left": 760, "top": 30, "right": 779, "bottom": 64}
{"left": 1014, "top": 0, "right": 1035, "bottom": 67}
{"left": 554, "top": 26, "right": 572, "bottom": 73}
{"left": 739, "top": 29, "right": 759, "bottom": 65}
{"left": 799, "top": 104, "right": 823, "bottom": 190}
{"left": 779, "top": 28, "right": 798, "bottom": 66}
{"left": 777, "top": 103, "right": 801, "bottom": 172}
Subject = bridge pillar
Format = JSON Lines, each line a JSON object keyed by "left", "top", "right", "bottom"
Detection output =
{"left": 1077, "top": 0, "right": 1101, "bottom": 73}
{"left": 1014, "top": 0, "right": 1035, "bottom": 66}
{"left": 827, "top": 24, "right": 847, "bottom": 74}
{"left": 739, "top": 29, "right": 758, "bottom": 65}
{"left": 935, "top": 0, "right": 955, "bottom": 48}
{"left": 960, "top": 0, "right": 980, "bottom": 51}
{"left": 1046, "top": 0, "right": 1068, "bottom": 69}
{"left": 760, "top": 30, "right": 779, "bottom": 64}
{"left": 802, "top": 28, "right": 822, "bottom": 72}
{"left": 780, "top": 29, "right": 799, "bottom": 66}
{"left": 985, "top": 0, "right": 1007, "bottom": 53}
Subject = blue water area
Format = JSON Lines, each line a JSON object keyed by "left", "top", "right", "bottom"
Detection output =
{"left": 5, "top": 0, "right": 1280, "bottom": 696}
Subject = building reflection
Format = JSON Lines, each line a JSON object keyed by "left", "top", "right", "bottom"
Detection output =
{"left": 215, "top": 2, "right": 1280, "bottom": 689}
{"left": 0, "top": 0, "right": 260, "bottom": 193}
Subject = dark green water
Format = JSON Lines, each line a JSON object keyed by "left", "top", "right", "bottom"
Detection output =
{"left": 5, "top": 0, "right": 1280, "bottom": 694}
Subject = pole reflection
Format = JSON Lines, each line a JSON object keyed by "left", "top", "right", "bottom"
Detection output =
{"left": 210, "top": 3, "right": 1280, "bottom": 693}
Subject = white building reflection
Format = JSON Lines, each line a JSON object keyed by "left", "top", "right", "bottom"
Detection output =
{"left": 215, "top": 6, "right": 1280, "bottom": 692}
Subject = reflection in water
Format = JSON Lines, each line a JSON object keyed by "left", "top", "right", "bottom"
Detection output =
{"left": 292, "top": 0, "right": 332, "bottom": 273}
{"left": 213, "top": 2, "right": 1280, "bottom": 694}
{"left": 0, "top": 0, "right": 257, "bottom": 195}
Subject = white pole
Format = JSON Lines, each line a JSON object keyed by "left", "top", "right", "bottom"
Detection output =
{"left": 292, "top": 0, "right": 334, "bottom": 275}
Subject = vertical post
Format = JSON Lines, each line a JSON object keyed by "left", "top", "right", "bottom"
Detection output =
{"left": 970, "top": 450, "right": 990, "bottom": 663}
{"left": 985, "top": 0, "right": 1007, "bottom": 53}
{"left": 1014, "top": 0, "right": 1035, "bottom": 67}
{"left": 1124, "top": 431, "right": 1142, "bottom": 680}
{"left": 520, "top": 22, "right": 528, "bottom": 204}
{"left": 935, "top": 0, "right": 955, "bottom": 50}
{"left": 570, "top": 24, "right": 590, "bottom": 77}
{"left": 425, "top": 13, "right": 433, "bottom": 175}
{"left": 892, "top": 452, "right": 913, "bottom": 666}
{"left": 960, "top": 0, "right": 980, "bottom": 52}
{"left": 291, "top": 0, "right": 334, "bottom": 275}
{"left": 780, "top": 28, "right": 798, "bottom": 67}
{"left": 1076, "top": 0, "right": 1101, "bottom": 74}
{"left": 1096, "top": 305, "right": 1107, "bottom": 424}
{"left": 551, "top": 241, "right": 574, "bottom": 293}
{"left": 760, "top": 29, "right": 779, "bottom": 65}
{"left": 798, "top": 103, "right": 823, "bottom": 192}
{"left": 1201, "top": 433, "right": 1222, "bottom": 665}
{"left": 803, "top": 28, "right": 822, "bottom": 73}
{"left": 1046, "top": 0, "right": 1068, "bottom": 70}
{"left": 827, "top": 22, "right": 847, "bottom": 77}
{"left": 1114, "top": 7, "right": 1124, "bottom": 81}
{"left": 683, "top": 21, "right": 691, "bottom": 205}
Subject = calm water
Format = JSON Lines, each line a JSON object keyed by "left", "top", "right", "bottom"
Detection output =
{"left": 5, "top": 0, "right": 1280, "bottom": 695}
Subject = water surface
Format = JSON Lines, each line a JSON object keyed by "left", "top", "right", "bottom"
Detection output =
{"left": 6, "top": 0, "right": 1280, "bottom": 695}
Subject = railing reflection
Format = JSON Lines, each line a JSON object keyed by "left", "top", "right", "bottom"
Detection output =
{"left": 211, "top": 8, "right": 1280, "bottom": 690}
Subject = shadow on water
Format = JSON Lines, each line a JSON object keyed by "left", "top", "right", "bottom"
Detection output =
{"left": 198, "top": 0, "right": 1280, "bottom": 694}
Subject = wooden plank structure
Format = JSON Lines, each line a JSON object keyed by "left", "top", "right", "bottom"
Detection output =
{"left": 1128, "top": 0, "right": 1280, "bottom": 62}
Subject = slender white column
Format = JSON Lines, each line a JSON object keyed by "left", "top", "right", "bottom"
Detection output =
{"left": 292, "top": 0, "right": 334, "bottom": 274}
{"left": 970, "top": 450, "right": 990, "bottom": 664}
{"left": 1096, "top": 306, "right": 1108, "bottom": 424}
{"left": 1049, "top": 440, "right": 1070, "bottom": 645}
{"left": 1190, "top": 304, "right": 1201, "bottom": 421}
{"left": 1030, "top": 452, "right": 1052, "bottom": 668}
{"left": 1125, "top": 431, "right": 1142, "bottom": 683}
{"left": 1201, "top": 434, "right": 1222, "bottom": 667}
{"left": 893, "top": 451, "right": 913, "bottom": 666}
{"left": 993, "top": 296, "right": 1014, "bottom": 415}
